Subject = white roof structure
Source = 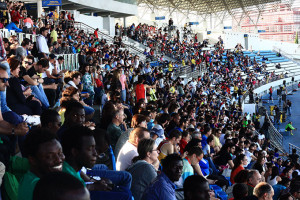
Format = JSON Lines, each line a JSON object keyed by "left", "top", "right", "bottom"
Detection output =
{"left": 137, "top": 0, "right": 287, "bottom": 15}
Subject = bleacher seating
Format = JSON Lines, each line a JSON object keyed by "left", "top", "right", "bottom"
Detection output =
{"left": 244, "top": 50, "right": 300, "bottom": 77}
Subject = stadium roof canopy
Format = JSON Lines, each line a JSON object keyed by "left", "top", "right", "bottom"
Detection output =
{"left": 137, "top": 0, "right": 282, "bottom": 15}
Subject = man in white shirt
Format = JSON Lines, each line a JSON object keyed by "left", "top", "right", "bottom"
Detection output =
{"left": 42, "top": 54, "right": 62, "bottom": 84}
{"left": 245, "top": 143, "right": 257, "bottom": 167}
{"left": 116, "top": 127, "right": 150, "bottom": 171}
{"left": 36, "top": 27, "right": 50, "bottom": 59}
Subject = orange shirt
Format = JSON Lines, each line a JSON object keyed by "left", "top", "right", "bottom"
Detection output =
{"left": 230, "top": 165, "right": 244, "bottom": 184}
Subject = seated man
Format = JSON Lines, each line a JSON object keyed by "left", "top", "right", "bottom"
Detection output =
{"left": 157, "top": 129, "right": 182, "bottom": 161}
{"left": 33, "top": 172, "right": 90, "bottom": 200}
{"left": 42, "top": 54, "right": 62, "bottom": 106}
{"left": 252, "top": 182, "right": 274, "bottom": 200}
{"left": 0, "top": 65, "right": 29, "bottom": 165}
{"left": 5, "top": 21, "right": 22, "bottom": 33}
{"left": 116, "top": 127, "right": 150, "bottom": 171}
{"left": 19, "top": 57, "right": 56, "bottom": 108}
{"left": 142, "top": 154, "right": 183, "bottom": 200}
{"left": 40, "top": 109, "right": 61, "bottom": 134}
{"left": 56, "top": 100, "right": 85, "bottom": 139}
{"left": 61, "top": 125, "right": 132, "bottom": 200}
{"left": 18, "top": 128, "right": 65, "bottom": 200}
{"left": 176, "top": 146, "right": 203, "bottom": 188}
{"left": 107, "top": 109, "right": 125, "bottom": 149}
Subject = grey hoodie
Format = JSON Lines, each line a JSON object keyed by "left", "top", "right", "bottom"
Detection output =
{"left": 127, "top": 160, "right": 157, "bottom": 200}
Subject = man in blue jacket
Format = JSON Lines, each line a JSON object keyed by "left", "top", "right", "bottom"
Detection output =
{"left": 6, "top": 21, "right": 22, "bottom": 33}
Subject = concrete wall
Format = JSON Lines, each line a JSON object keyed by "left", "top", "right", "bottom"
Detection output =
{"left": 253, "top": 76, "right": 300, "bottom": 96}
{"left": 222, "top": 32, "right": 300, "bottom": 56}
{"left": 72, "top": 11, "right": 104, "bottom": 30}
{"left": 103, "top": 16, "right": 115, "bottom": 36}
{"left": 223, "top": 32, "right": 259, "bottom": 50}
{"left": 68, "top": 0, "right": 137, "bottom": 16}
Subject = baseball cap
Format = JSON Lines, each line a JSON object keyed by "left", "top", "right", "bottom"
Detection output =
{"left": 150, "top": 124, "right": 164, "bottom": 138}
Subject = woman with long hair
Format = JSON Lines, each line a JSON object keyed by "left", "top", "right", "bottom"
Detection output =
{"left": 252, "top": 153, "right": 267, "bottom": 174}
{"left": 267, "top": 166, "right": 281, "bottom": 186}
{"left": 7, "top": 57, "right": 42, "bottom": 115}
{"left": 230, "top": 154, "right": 248, "bottom": 184}
{"left": 127, "top": 138, "right": 158, "bottom": 200}
{"left": 80, "top": 63, "right": 95, "bottom": 105}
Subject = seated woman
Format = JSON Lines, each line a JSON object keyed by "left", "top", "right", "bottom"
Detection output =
{"left": 59, "top": 86, "right": 94, "bottom": 122}
{"left": 6, "top": 57, "right": 42, "bottom": 115}
{"left": 230, "top": 154, "right": 248, "bottom": 184}
{"left": 127, "top": 138, "right": 158, "bottom": 200}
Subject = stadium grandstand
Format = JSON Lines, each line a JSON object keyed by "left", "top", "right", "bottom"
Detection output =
{"left": 0, "top": 0, "right": 300, "bottom": 200}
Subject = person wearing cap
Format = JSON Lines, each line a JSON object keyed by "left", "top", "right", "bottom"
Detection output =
{"left": 150, "top": 124, "right": 165, "bottom": 146}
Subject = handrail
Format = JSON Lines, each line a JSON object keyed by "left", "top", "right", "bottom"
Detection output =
{"left": 273, "top": 46, "right": 300, "bottom": 66}
{"left": 265, "top": 112, "right": 285, "bottom": 153}
{"left": 240, "top": 68, "right": 287, "bottom": 153}
{"left": 289, "top": 143, "right": 300, "bottom": 157}
{"left": 73, "top": 21, "right": 146, "bottom": 59}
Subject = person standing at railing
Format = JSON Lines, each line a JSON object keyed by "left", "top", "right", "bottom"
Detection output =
{"left": 94, "top": 28, "right": 98, "bottom": 39}
{"left": 36, "top": 27, "right": 49, "bottom": 59}
{"left": 269, "top": 86, "right": 273, "bottom": 103}
{"left": 287, "top": 100, "right": 292, "bottom": 116}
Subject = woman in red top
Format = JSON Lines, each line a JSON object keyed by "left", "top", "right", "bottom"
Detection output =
{"left": 134, "top": 75, "right": 156, "bottom": 103}
{"left": 230, "top": 154, "right": 248, "bottom": 184}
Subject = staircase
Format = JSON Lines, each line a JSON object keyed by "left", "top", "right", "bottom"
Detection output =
{"left": 73, "top": 21, "right": 147, "bottom": 61}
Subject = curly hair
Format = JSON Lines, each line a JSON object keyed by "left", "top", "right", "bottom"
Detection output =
{"left": 60, "top": 87, "right": 79, "bottom": 107}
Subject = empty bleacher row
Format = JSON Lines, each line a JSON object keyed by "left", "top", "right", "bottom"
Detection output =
{"left": 244, "top": 50, "right": 300, "bottom": 77}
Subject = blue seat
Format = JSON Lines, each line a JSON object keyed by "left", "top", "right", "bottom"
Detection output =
{"left": 210, "top": 184, "right": 222, "bottom": 192}
{"left": 217, "top": 191, "right": 228, "bottom": 200}
{"left": 225, "top": 177, "right": 232, "bottom": 186}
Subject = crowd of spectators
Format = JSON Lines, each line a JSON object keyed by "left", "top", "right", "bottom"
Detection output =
{"left": 0, "top": 1, "right": 300, "bottom": 200}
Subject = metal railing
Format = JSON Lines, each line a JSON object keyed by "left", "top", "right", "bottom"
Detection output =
{"left": 273, "top": 47, "right": 300, "bottom": 66}
{"left": 241, "top": 74, "right": 287, "bottom": 153}
{"left": 59, "top": 54, "right": 79, "bottom": 71}
{"left": 289, "top": 143, "right": 300, "bottom": 156}
{"left": 173, "top": 63, "right": 205, "bottom": 79}
{"left": 265, "top": 112, "right": 285, "bottom": 153}
{"left": 0, "top": 29, "right": 36, "bottom": 44}
{"left": 73, "top": 21, "right": 147, "bottom": 61}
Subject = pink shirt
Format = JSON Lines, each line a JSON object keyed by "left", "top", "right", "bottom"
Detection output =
{"left": 120, "top": 74, "right": 126, "bottom": 90}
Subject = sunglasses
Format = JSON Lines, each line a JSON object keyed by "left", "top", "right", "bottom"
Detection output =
{"left": 0, "top": 78, "right": 8, "bottom": 83}
{"left": 25, "top": 61, "right": 33, "bottom": 65}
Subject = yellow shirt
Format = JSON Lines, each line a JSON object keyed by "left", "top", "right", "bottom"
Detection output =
{"left": 214, "top": 135, "right": 221, "bottom": 148}
{"left": 50, "top": 30, "right": 58, "bottom": 43}
{"left": 191, "top": 59, "right": 196, "bottom": 65}
{"left": 169, "top": 86, "right": 175, "bottom": 94}
{"left": 58, "top": 108, "right": 66, "bottom": 124}
{"left": 168, "top": 63, "right": 173, "bottom": 71}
